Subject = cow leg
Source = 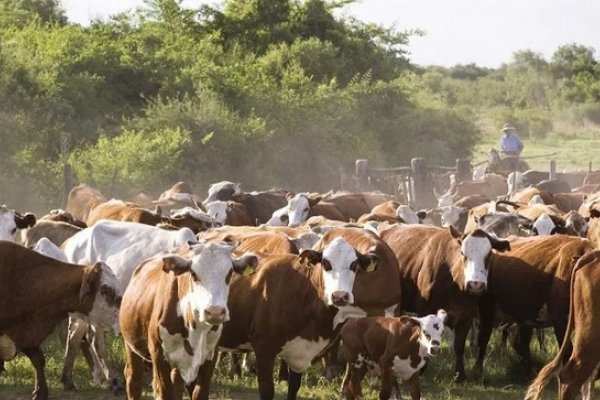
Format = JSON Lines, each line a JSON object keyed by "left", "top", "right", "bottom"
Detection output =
{"left": 406, "top": 373, "right": 421, "bottom": 400}
{"left": 61, "top": 317, "right": 87, "bottom": 391}
{"left": 343, "top": 360, "right": 367, "bottom": 400}
{"left": 189, "top": 357, "right": 217, "bottom": 400}
{"left": 23, "top": 347, "right": 48, "bottom": 400}
{"left": 286, "top": 369, "right": 303, "bottom": 400}
{"left": 88, "top": 327, "right": 124, "bottom": 394}
{"left": 378, "top": 364, "right": 393, "bottom": 400}
{"left": 124, "top": 344, "right": 144, "bottom": 400}
{"left": 452, "top": 317, "right": 471, "bottom": 382}
{"left": 475, "top": 293, "right": 496, "bottom": 376}
{"left": 278, "top": 359, "right": 289, "bottom": 382}
{"left": 579, "top": 361, "right": 600, "bottom": 400}
{"left": 254, "top": 349, "right": 276, "bottom": 400}
{"left": 559, "top": 359, "right": 600, "bottom": 400}
{"left": 340, "top": 362, "right": 353, "bottom": 399}
{"left": 322, "top": 339, "right": 342, "bottom": 380}
{"left": 170, "top": 368, "right": 185, "bottom": 400}
{"left": 511, "top": 325, "right": 534, "bottom": 380}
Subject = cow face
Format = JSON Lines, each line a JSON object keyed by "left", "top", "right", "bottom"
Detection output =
{"left": 412, "top": 309, "right": 447, "bottom": 357}
{"left": 532, "top": 213, "right": 561, "bottom": 236}
{"left": 205, "top": 201, "right": 230, "bottom": 227}
{"left": 266, "top": 205, "right": 289, "bottom": 226}
{"left": 287, "top": 193, "right": 321, "bottom": 227}
{"left": 172, "top": 243, "right": 257, "bottom": 325}
{"left": 0, "top": 207, "right": 36, "bottom": 242}
{"left": 565, "top": 211, "right": 588, "bottom": 237}
{"left": 83, "top": 262, "right": 123, "bottom": 334}
{"left": 302, "top": 237, "right": 379, "bottom": 307}
{"left": 441, "top": 206, "right": 463, "bottom": 228}
{"left": 458, "top": 229, "right": 510, "bottom": 294}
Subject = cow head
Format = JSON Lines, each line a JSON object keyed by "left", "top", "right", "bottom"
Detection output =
{"left": 433, "top": 188, "right": 454, "bottom": 208}
{"left": 205, "top": 201, "right": 230, "bottom": 227}
{"left": 452, "top": 226, "right": 511, "bottom": 294}
{"left": 412, "top": 309, "right": 447, "bottom": 357}
{"left": 300, "top": 237, "right": 379, "bottom": 307}
{"left": 266, "top": 205, "right": 289, "bottom": 226}
{"left": 80, "top": 261, "right": 123, "bottom": 334}
{"left": 564, "top": 211, "right": 589, "bottom": 237}
{"left": 287, "top": 193, "right": 321, "bottom": 227}
{"left": 441, "top": 206, "right": 465, "bottom": 228}
{"left": 169, "top": 207, "right": 214, "bottom": 233}
{"left": 531, "top": 213, "right": 566, "bottom": 236}
{"left": 0, "top": 206, "right": 36, "bottom": 242}
{"left": 165, "top": 242, "right": 257, "bottom": 325}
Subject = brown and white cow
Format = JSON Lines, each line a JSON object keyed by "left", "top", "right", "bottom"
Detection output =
{"left": 153, "top": 181, "right": 205, "bottom": 214}
{"left": 379, "top": 224, "right": 511, "bottom": 381}
{"left": 340, "top": 310, "right": 447, "bottom": 400}
{"left": 205, "top": 200, "right": 253, "bottom": 226}
{"left": 267, "top": 193, "right": 346, "bottom": 227}
{"left": 203, "top": 237, "right": 380, "bottom": 400}
{"left": 526, "top": 250, "right": 600, "bottom": 400}
{"left": 120, "top": 243, "right": 257, "bottom": 400}
{"left": 231, "top": 190, "right": 289, "bottom": 225}
{"left": 0, "top": 241, "right": 121, "bottom": 400}
{"left": 66, "top": 184, "right": 107, "bottom": 222}
{"left": 0, "top": 205, "right": 36, "bottom": 242}
{"left": 475, "top": 235, "right": 595, "bottom": 379}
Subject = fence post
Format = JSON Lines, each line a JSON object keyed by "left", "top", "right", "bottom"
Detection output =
{"left": 549, "top": 160, "right": 556, "bottom": 180}
{"left": 590, "top": 161, "right": 593, "bottom": 173}
{"left": 455, "top": 158, "right": 472, "bottom": 183}
{"left": 355, "top": 159, "right": 369, "bottom": 191}
{"left": 411, "top": 157, "right": 434, "bottom": 209}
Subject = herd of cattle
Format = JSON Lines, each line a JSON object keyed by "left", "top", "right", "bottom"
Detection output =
{"left": 3, "top": 168, "right": 600, "bottom": 400}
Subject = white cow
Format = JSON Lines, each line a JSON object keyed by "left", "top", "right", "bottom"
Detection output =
{"left": 60, "top": 219, "right": 198, "bottom": 393}
{"left": 0, "top": 205, "right": 36, "bottom": 242}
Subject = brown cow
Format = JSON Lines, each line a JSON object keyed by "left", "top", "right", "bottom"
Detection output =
{"left": 509, "top": 187, "right": 555, "bottom": 205}
{"left": 205, "top": 200, "right": 253, "bottom": 226}
{"left": 66, "top": 184, "right": 106, "bottom": 222}
{"left": 276, "top": 193, "right": 347, "bottom": 227}
{"left": 153, "top": 181, "right": 205, "bottom": 214}
{"left": 526, "top": 250, "right": 600, "bottom": 400}
{"left": 0, "top": 242, "right": 121, "bottom": 400}
{"left": 553, "top": 192, "right": 586, "bottom": 213}
{"left": 23, "top": 220, "right": 82, "bottom": 248}
{"left": 379, "top": 224, "right": 511, "bottom": 381}
{"left": 120, "top": 243, "right": 257, "bottom": 400}
{"left": 583, "top": 171, "right": 600, "bottom": 185}
{"left": 475, "top": 235, "right": 595, "bottom": 379}
{"left": 231, "top": 190, "right": 289, "bottom": 225}
{"left": 201, "top": 237, "right": 381, "bottom": 399}
{"left": 40, "top": 209, "right": 87, "bottom": 229}
{"left": 340, "top": 310, "right": 447, "bottom": 400}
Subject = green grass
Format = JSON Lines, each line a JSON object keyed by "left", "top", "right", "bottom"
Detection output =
{"left": 0, "top": 329, "right": 566, "bottom": 399}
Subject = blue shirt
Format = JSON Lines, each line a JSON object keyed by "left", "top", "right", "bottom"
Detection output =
{"left": 500, "top": 132, "right": 523, "bottom": 154}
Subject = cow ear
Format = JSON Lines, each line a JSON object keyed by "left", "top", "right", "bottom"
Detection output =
{"left": 489, "top": 235, "right": 511, "bottom": 252}
{"left": 233, "top": 254, "right": 258, "bottom": 277}
{"left": 449, "top": 225, "right": 461, "bottom": 239}
{"left": 308, "top": 195, "right": 322, "bottom": 207}
{"left": 436, "top": 309, "right": 448, "bottom": 323}
{"left": 299, "top": 249, "right": 322, "bottom": 265}
{"left": 15, "top": 212, "right": 36, "bottom": 229}
{"left": 79, "top": 262, "right": 103, "bottom": 309}
{"left": 286, "top": 192, "right": 295, "bottom": 202}
{"left": 162, "top": 256, "right": 192, "bottom": 275}
{"left": 357, "top": 252, "right": 380, "bottom": 273}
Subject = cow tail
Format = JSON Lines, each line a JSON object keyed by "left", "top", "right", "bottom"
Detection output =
{"left": 525, "top": 255, "right": 582, "bottom": 400}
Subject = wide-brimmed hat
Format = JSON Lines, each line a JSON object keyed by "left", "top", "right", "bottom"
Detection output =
{"left": 501, "top": 123, "right": 515, "bottom": 132}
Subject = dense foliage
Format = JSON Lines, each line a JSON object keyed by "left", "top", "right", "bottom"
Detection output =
{"left": 0, "top": 0, "right": 598, "bottom": 210}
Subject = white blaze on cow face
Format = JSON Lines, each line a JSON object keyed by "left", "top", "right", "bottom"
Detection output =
{"left": 532, "top": 214, "right": 557, "bottom": 236}
{"left": 287, "top": 194, "right": 311, "bottom": 227}
{"left": 0, "top": 208, "right": 17, "bottom": 242}
{"left": 205, "top": 201, "right": 229, "bottom": 226}
{"left": 461, "top": 233, "right": 493, "bottom": 293}
{"left": 396, "top": 205, "right": 419, "bottom": 224}
{"left": 86, "top": 262, "right": 123, "bottom": 334}
{"left": 412, "top": 309, "right": 446, "bottom": 357}
{"left": 321, "top": 237, "right": 361, "bottom": 307}
{"left": 178, "top": 242, "right": 237, "bottom": 324}
{"left": 266, "top": 205, "right": 289, "bottom": 226}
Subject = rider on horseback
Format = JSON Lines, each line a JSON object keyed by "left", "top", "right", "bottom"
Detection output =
{"left": 499, "top": 123, "right": 524, "bottom": 157}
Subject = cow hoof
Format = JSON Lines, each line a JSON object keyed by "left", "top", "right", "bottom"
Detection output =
{"left": 109, "top": 378, "right": 125, "bottom": 395}
{"left": 452, "top": 372, "right": 466, "bottom": 383}
{"left": 31, "top": 387, "right": 48, "bottom": 400}
{"left": 60, "top": 376, "right": 77, "bottom": 391}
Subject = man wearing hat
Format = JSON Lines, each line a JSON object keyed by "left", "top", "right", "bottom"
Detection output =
{"left": 499, "top": 123, "right": 524, "bottom": 157}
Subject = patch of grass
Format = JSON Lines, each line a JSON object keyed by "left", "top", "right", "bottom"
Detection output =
{"left": 0, "top": 328, "right": 568, "bottom": 399}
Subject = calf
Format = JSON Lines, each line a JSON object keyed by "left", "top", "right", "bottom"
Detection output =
{"left": 526, "top": 251, "right": 600, "bottom": 400}
{"left": 203, "top": 237, "right": 380, "bottom": 400}
{"left": 379, "top": 224, "right": 511, "bottom": 381}
{"left": 340, "top": 310, "right": 447, "bottom": 400}
{"left": 120, "top": 243, "right": 257, "bottom": 400}
{"left": 0, "top": 242, "right": 121, "bottom": 400}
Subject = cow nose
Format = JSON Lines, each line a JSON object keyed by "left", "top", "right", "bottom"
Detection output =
{"left": 430, "top": 345, "right": 441, "bottom": 356}
{"left": 467, "top": 281, "right": 486, "bottom": 294}
{"left": 204, "top": 306, "right": 226, "bottom": 324}
{"left": 331, "top": 291, "right": 351, "bottom": 307}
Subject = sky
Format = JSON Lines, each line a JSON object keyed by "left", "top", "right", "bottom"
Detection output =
{"left": 62, "top": 0, "right": 600, "bottom": 68}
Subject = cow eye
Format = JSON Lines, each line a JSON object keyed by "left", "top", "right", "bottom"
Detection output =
{"left": 190, "top": 271, "right": 199, "bottom": 281}
{"left": 349, "top": 261, "right": 358, "bottom": 272}
{"left": 10, "top": 227, "right": 17, "bottom": 234}
{"left": 321, "top": 258, "right": 332, "bottom": 271}
{"left": 425, "top": 333, "right": 431, "bottom": 340}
